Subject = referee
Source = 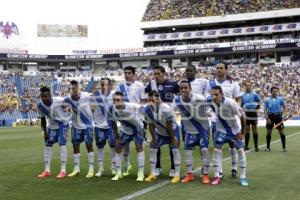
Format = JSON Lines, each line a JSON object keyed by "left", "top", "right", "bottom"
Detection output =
{"left": 241, "top": 80, "right": 261, "bottom": 152}
{"left": 264, "top": 86, "right": 287, "bottom": 152}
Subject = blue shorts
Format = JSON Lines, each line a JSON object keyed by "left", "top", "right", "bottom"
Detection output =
{"left": 95, "top": 127, "right": 115, "bottom": 148}
{"left": 71, "top": 128, "right": 94, "bottom": 145}
{"left": 214, "top": 131, "right": 244, "bottom": 149}
{"left": 184, "top": 129, "right": 210, "bottom": 150}
{"left": 151, "top": 126, "right": 180, "bottom": 149}
{"left": 117, "top": 131, "right": 144, "bottom": 147}
{"left": 46, "top": 125, "right": 69, "bottom": 147}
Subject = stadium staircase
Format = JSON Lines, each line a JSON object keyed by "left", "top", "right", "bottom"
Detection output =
{"left": 15, "top": 75, "right": 28, "bottom": 119}
{"left": 85, "top": 77, "right": 95, "bottom": 93}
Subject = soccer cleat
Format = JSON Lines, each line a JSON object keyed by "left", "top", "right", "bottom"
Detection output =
{"left": 136, "top": 171, "right": 144, "bottom": 182}
{"left": 86, "top": 170, "right": 95, "bottom": 178}
{"left": 37, "top": 171, "right": 51, "bottom": 178}
{"left": 244, "top": 147, "right": 249, "bottom": 151}
{"left": 154, "top": 168, "right": 162, "bottom": 176}
{"left": 265, "top": 148, "right": 270, "bottom": 152}
{"left": 95, "top": 170, "right": 103, "bottom": 177}
{"left": 202, "top": 175, "right": 210, "bottom": 184}
{"left": 255, "top": 148, "right": 259, "bottom": 152}
{"left": 123, "top": 164, "right": 132, "bottom": 176}
{"left": 181, "top": 173, "right": 194, "bottom": 183}
{"left": 56, "top": 171, "right": 66, "bottom": 178}
{"left": 169, "top": 169, "right": 175, "bottom": 177}
{"left": 145, "top": 174, "right": 156, "bottom": 182}
{"left": 68, "top": 169, "right": 80, "bottom": 177}
{"left": 211, "top": 177, "right": 221, "bottom": 185}
{"left": 111, "top": 172, "right": 123, "bottom": 181}
{"left": 231, "top": 169, "right": 237, "bottom": 178}
{"left": 219, "top": 172, "right": 224, "bottom": 179}
{"left": 282, "top": 148, "right": 287, "bottom": 152}
{"left": 171, "top": 175, "right": 180, "bottom": 184}
{"left": 240, "top": 178, "right": 249, "bottom": 186}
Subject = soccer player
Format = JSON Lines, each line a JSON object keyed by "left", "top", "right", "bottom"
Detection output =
{"left": 209, "top": 86, "right": 248, "bottom": 186}
{"left": 109, "top": 91, "right": 145, "bottom": 182}
{"left": 264, "top": 86, "right": 287, "bottom": 152}
{"left": 144, "top": 91, "right": 181, "bottom": 184}
{"left": 64, "top": 80, "right": 95, "bottom": 178}
{"left": 185, "top": 64, "right": 208, "bottom": 95}
{"left": 241, "top": 80, "right": 261, "bottom": 151}
{"left": 37, "top": 86, "right": 69, "bottom": 178}
{"left": 115, "top": 66, "right": 145, "bottom": 176}
{"left": 173, "top": 81, "right": 210, "bottom": 184}
{"left": 145, "top": 65, "right": 179, "bottom": 177}
{"left": 185, "top": 64, "right": 208, "bottom": 176}
{"left": 206, "top": 62, "right": 241, "bottom": 178}
{"left": 92, "top": 78, "right": 116, "bottom": 177}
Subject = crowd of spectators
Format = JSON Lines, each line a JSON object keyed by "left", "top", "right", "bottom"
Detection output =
{"left": 0, "top": 62, "right": 299, "bottom": 122}
{"left": 142, "top": 0, "right": 300, "bottom": 21}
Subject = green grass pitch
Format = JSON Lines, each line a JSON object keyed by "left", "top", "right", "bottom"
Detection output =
{"left": 0, "top": 126, "right": 300, "bottom": 200}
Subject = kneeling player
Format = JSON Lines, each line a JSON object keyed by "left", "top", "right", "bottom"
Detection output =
{"left": 110, "top": 92, "right": 145, "bottom": 182}
{"left": 173, "top": 81, "right": 210, "bottom": 184}
{"left": 37, "top": 86, "right": 69, "bottom": 178}
{"left": 144, "top": 91, "right": 181, "bottom": 184}
{"left": 209, "top": 86, "right": 248, "bottom": 186}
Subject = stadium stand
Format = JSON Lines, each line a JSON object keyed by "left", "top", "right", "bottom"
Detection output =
{"left": 142, "top": 0, "right": 300, "bottom": 21}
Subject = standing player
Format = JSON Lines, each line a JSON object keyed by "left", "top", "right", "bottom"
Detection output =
{"left": 145, "top": 65, "right": 179, "bottom": 177}
{"left": 115, "top": 66, "right": 144, "bottom": 176}
{"left": 264, "top": 87, "right": 287, "bottom": 152}
{"left": 109, "top": 91, "right": 145, "bottom": 182}
{"left": 206, "top": 62, "right": 241, "bottom": 178}
{"left": 144, "top": 91, "right": 181, "bottom": 184}
{"left": 185, "top": 64, "right": 208, "bottom": 176}
{"left": 92, "top": 78, "right": 116, "bottom": 177}
{"left": 241, "top": 80, "right": 261, "bottom": 151}
{"left": 209, "top": 86, "right": 248, "bottom": 186}
{"left": 64, "top": 80, "right": 95, "bottom": 178}
{"left": 37, "top": 86, "right": 69, "bottom": 178}
{"left": 173, "top": 81, "right": 210, "bottom": 184}
{"left": 185, "top": 64, "right": 208, "bottom": 95}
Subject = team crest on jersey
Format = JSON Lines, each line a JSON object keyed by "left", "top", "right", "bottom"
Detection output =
{"left": 0, "top": 22, "right": 19, "bottom": 39}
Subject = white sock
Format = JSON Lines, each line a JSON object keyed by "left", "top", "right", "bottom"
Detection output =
{"left": 44, "top": 146, "right": 52, "bottom": 172}
{"left": 230, "top": 148, "right": 238, "bottom": 170}
{"left": 213, "top": 149, "right": 222, "bottom": 177}
{"left": 60, "top": 145, "right": 67, "bottom": 173}
{"left": 88, "top": 152, "right": 94, "bottom": 171}
{"left": 219, "top": 151, "right": 223, "bottom": 174}
{"left": 184, "top": 150, "right": 193, "bottom": 173}
{"left": 97, "top": 148, "right": 104, "bottom": 170}
{"left": 137, "top": 151, "right": 145, "bottom": 173}
{"left": 73, "top": 153, "right": 81, "bottom": 171}
{"left": 172, "top": 148, "right": 181, "bottom": 176}
{"left": 237, "top": 148, "right": 247, "bottom": 178}
{"left": 123, "top": 143, "right": 131, "bottom": 168}
{"left": 115, "top": 152, "right": 123, "bottom": 174}
{"left": 150, "top": 148, "right": 158, "bottom": 175}
{"left": 201, "top": 148, "right": 210, "bottom": 175}
{"left": 110, "top": 147, "right": 116, "bottom": 171}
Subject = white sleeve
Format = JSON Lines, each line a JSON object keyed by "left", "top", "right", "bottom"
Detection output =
{"left": 37, "top": 107, "right": 45, "bottom": 118}
{"left": 233, "top": 82, "right": 241, "bottom": 98}
{"left": 232, "top": 101, "right": 243, "bottom": 117}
